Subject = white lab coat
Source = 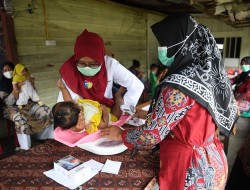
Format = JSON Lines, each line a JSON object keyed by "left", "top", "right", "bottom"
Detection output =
{"left": 57, "top": 56, "right": 144, "bottom": 107}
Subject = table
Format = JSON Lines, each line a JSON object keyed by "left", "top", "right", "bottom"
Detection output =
{"left": 0, "top": 139, "right": 159, "bottom": 189}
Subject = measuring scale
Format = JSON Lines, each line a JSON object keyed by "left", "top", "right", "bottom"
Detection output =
{"left": 54, "top": 104, "right": 149, "bottom": 155}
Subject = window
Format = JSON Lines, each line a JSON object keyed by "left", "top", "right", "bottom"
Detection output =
{"left": 215, "top": 37, "right": 241, "bottom": 59}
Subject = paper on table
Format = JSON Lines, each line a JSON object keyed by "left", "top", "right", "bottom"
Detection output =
{"left": 84, "top": 159, "right": 104, "bottom": 171}
{"left": 44, "top": 169, "right": 98, "bottom": 189}
{"left": 101, "top": 159, "right": 122, "bottom": 175}
{"left": 44, "top": 159, "right": 104, "bottom": 189}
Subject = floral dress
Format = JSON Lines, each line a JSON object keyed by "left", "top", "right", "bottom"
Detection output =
{"left": 0, "top": 91, "right": 53, "bottom": 135}
{"left": 122, "top": 86, "right": 228, "bottom": 190}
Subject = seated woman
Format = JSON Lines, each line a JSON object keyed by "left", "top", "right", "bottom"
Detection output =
{"left": 230, "top": 56, "right": 250, "bottom": 115}
{"left": 0, "top": 61, "right": 54, "bottom": 150}
{"left": 52, "top": 79, "right": 125, "bottom": 134}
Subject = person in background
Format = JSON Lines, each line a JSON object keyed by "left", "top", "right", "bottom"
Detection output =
{"left": 230, "top": 56, "right": 250, "bottom": 115}
{"left": 12, "top": 63, "right": 43, "bottom": 109}
{"left": 101, "top": 13, "right": 238, "bottom": 190}
{"left": 0, "top": 61, "right": 54, "bottom": 150}
{"left": 58, "top": 29, "right": 144, "bottom": 110}
{"left": 128, "top": 59, "right": 149, "bottom": 101}
{"left": 225, "top": 57, "right": 250, "bottom": 189}
{"left": 156, "top": 65, "right": 168, "bottom": 81}
{"left": 149, "top": 63, "right": 159, "bottom": 97}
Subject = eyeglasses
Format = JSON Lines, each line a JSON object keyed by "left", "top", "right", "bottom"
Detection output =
{"left": 76, "top": 61, "right": 100, "bottom": 69}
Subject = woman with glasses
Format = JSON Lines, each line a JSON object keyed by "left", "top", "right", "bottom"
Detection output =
{"left": 58, "top": 29, "right": 144, "bottom": 111}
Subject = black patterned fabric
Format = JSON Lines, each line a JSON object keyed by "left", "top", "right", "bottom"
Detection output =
{"left": 151, "top": 14, "right": 238, "bottom": 136}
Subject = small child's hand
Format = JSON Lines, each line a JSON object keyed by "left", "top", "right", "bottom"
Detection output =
{"left": 57, "top": 79, "right": 66, "bottom": 90}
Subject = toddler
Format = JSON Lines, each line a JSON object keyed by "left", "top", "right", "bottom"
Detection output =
{"left": 52, "top": 79, "right": 125, "bottom": 134}
{"left": 12, "top": 63, "right": 43, "bottom": 109}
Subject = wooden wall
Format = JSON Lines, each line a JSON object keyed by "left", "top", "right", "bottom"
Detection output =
{"left": 11, "top": 0, "right": 250, "bottom": 109}
{"left": 12, "top": 0, "right": 148, "bottom": 107}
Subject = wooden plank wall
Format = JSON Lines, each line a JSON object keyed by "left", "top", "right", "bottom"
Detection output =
{"left": 11, "top": 0, "right": 250, "bottom": 109}
{"left": 12, "top": 0, "right": 147, "bottom": 107}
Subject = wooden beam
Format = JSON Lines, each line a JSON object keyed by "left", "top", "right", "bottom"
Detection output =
{"left": 0, "top": 8, "right": 19, "bottom": 63}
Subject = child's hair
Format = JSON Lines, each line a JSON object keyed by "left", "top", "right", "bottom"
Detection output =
{"left": 150, "top": 63, "right": 159, "bottom": 70}
{"left": 52, "top": 101, "right": 81, "bottom": 130}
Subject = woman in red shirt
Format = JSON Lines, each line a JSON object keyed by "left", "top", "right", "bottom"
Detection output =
{"left": 102, "top": 14, "right": 238, "bottom": 190}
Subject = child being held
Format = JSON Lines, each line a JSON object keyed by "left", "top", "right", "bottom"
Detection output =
{"left": 52, "top": 79, "right": 125, "bottom": 134}
{"left": 12, "top": 63, "right": 43, "bottom": 109}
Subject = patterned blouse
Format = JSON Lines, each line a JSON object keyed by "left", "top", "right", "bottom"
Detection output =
{"left": 122, "top": 86, "right": 228, "bottom": 190}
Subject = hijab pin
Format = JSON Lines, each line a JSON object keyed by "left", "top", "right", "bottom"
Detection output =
{"left": 83, "top": 80, "right": 93, "bottom": 89}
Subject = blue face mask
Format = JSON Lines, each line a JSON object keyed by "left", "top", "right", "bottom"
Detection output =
{"left": 77, "top": 66, "right": 101, "bottom": 76}
{"left": 241, "top": 65, "right": 250, "bottom": 72}
{"left": 158, "top": 25, "right": 198, "bottom": 67}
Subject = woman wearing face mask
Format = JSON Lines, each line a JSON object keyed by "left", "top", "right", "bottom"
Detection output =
{"left": 0, "top": 61, "right": 54, "bottom": 150}
{"left": 101, "top": 14, "right": 238, "bottom": 190}
{"left": 230, "top": 57, "right": 250, "bottom": 115}
{"left": 226, "top": 57, "right": 250, "bottom": 189}
{"left": 58, "top": 29, "right": 144, "bottom": 110}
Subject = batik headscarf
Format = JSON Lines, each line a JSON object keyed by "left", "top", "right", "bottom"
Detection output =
{"left": 59, "top": 29, "right": 114, "bottom": 107}
{"left": 151, "top": 13, "right": 238, "bottom": 136}
{"left": 12, "top": 63, "right": 29, "bottom": 83}
{"left": 0, "top": 61, "right": 14, "bottom": 94}
{"left": 234, "top": 56, "right": 250, "bottom": 89}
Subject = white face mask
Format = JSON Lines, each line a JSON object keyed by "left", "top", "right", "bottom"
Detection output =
{"left": 3, "top": 71, "right": 13, "bottom": 79}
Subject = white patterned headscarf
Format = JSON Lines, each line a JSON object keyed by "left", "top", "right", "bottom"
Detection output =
{"left": 151, "top": 13, "right": 238, "bottom": 136}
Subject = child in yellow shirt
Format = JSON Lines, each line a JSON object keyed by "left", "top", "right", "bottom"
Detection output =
{"left": 52, "top": 79, "right": 125, "bottom": 134}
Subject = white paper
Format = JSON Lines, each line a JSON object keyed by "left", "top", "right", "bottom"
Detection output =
{"left": 101, "top": 159, "right": 122, "bottom": 175}
{"left": 44, "top": 169, "right": 98, "bottom": 189}
{"left": 44, "top": 159, "right": 104, "bottom": 189}
{"left": 84, "top": 159, "right": 104, "bottom": 171}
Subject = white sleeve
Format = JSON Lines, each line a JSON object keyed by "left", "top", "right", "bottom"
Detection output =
{"left": 56, "top": 79, "right": 80, "bottom": 102}
{"left": 109, "top": 59, "right": 144, "bottom": 107}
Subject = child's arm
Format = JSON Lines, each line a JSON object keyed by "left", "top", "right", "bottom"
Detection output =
{"left": 57, "top": 79, "right": 73, "bottom": 101}
{"left": 98, "top": 104, "right": 109, "bottom": 129}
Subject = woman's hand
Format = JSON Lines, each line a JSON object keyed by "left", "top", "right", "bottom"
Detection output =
{"left": 101, "top": 125, "right": 123, "bottom": 141}
{"left": 132, "top": 109, "right": 148, "bottom": 120}
{"left": 12, "top": 89, "right": 19, "bottom": 99}
{"left": 98, "top": 104, "right": 109, "bottom": 129}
